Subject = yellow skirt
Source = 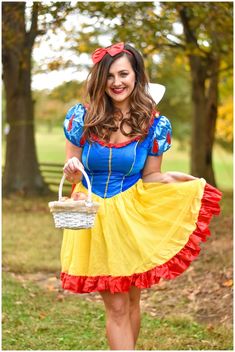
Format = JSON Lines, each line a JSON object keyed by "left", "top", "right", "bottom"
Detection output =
{"left": 60, "top": 178, "right": 221, "bottom": 293}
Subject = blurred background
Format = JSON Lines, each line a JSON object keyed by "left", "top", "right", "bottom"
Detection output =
{"left": 2, "top": 1, "right": 233, "bottom": 194}
{"left": 2, "top": 2, "right": 233, "bottom": 351}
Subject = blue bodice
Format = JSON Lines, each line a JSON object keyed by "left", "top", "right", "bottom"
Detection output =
{"left": 64, "top": 103, "right": 172, "bottom": 198}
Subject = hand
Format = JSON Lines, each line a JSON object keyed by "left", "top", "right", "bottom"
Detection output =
{"left": 63, "top": 157, "right": 84, "bottom": 183}
{"left": 143, "top": 171, "right": 197, "bottom": 183}
{"left": 164, "top": 171, "right": 198, "bottom": 183}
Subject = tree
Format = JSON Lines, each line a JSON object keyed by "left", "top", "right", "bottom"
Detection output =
{"left": 174, "top": 2, "right": 233, "bottom": 184}
{"left": 73, "top": 1, "right": 233, "bottom": 186}
{"left": 2, "top": 2, "right": 47, "bottom": 195}
{"left": 2, "top": 1, "right": 74, "bottom": 195}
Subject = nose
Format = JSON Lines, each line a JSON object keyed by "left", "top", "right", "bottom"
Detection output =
{"left": 112, "top": 76, "right": 122, "bottom": 87}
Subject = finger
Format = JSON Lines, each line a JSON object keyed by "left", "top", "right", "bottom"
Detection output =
{"left": 174, "top": 172, "right": 196, "bottom": 181}
{"left": 63, "top": 158, "right": 84, "bottom": 177}
{"left": 184, "top": 175, "right": 197, "bottom": 181}
{"left": 65, "top": 174, "right": 74, "bottom": 181}
{"left": 66, "top": 158, "right": 80, "bottom": 173}
{"left": 70, "top": 159, "right": 83, "bottom": 173}
{"left": 63, "top": 162, "right": 74, "bottom": 175}
{"left": 63, "top": 163, "right": 70, "bottom": 175}
{"left": 73, "top": 158, "right": 84, "bottom": 170}
{"left": 63, "top": 161, "right": 75, "bottom": 175}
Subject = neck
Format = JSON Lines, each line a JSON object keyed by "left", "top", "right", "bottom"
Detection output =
{"left": 113, "top": 101, "right": 130, "bottom": 115}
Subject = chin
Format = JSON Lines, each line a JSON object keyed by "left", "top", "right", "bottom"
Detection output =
{"left": 110, "top": 94, "right": 130, "bottom": 103}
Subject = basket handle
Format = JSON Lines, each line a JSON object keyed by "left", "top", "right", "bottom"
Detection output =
{"left": 59, "top": 168, "right": 92, "bottom": 203}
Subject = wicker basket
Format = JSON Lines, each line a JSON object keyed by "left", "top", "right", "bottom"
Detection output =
{"left": 48, "top": 169, "right": 99, "bottom": 230}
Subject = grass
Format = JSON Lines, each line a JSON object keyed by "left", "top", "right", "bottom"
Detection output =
{"left": 2, "top": 272, "right": 107, "bottom": 350}
{"left": 2, "top": 190, "right": 233, "bottom": 350}
{"left": 2, "top": 196, "right": 61, "bottom": 274}
{"left": 36, "top": 125, "right": 66, "bottom": 164}
{"left": 3, "top": 272, "right": 232, "bottom": 350}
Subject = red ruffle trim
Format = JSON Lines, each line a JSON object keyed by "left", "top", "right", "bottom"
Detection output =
{"left": 61, "top": 183, "right": 222, "bottom": 294}
{"left": 91, "top": 134, "right": 141, "bottom": 148}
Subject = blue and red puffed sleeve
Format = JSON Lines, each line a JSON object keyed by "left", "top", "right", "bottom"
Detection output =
{"left": 148, "top": 115, "right": 172, "bottom": 156}
{"left": 63, "top": 103, "right": 86, "bottom": 147}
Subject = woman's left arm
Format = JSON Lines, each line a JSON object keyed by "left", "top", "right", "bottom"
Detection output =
{"left": 142, "top": 155, "right": 197, "bottom": 183}
{"left": 142, "top": 155, "right": 165, "bottom": 182}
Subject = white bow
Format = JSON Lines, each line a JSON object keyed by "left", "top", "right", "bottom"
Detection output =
{"left": 147, "top": 83, "right": 166, "bottom": 104}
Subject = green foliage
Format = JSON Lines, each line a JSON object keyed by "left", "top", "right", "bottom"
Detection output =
{"left": 217, "top": 97, "right": 233, "bottom": 150}
{"left": 75, "top": 2, "right": 232, "bottom": 64}
{"left": 70, "top": 1, "right": 232, "bottom": 149}
{"left": 33, "top": 81, "right": 84, "bottom": 126}
{"left": 153, "top": 52, "right": 192, "bottom": 141}
{"left": 30, "top": 2, "right": 232, "bottom": 149}
{"left": 216, "top": 72, "right": 233, "bottom": 149}
{"left": 49, "top": 80, "right": 85, "bottom": 103}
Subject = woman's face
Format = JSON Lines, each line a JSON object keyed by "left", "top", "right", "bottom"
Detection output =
{"left": 105, "top": 55, "right": 136, "bottom": 108}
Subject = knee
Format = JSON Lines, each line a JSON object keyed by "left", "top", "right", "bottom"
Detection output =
{"left": 106, "top": 300, "right": 130, "bottom": 323}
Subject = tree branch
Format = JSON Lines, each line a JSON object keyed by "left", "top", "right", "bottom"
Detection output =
{"left": 160, "top": 33, "right": 186, "bottom": 50}
{"left": 206, "top": 64, "right": 233, "bottom": 79}
{"left": 177, "top": 6, "right": 197, "bottom": 45}
{"left": 144, "top": 42, "right": 185, "bottom": 57}
{"left": 27, "top": 2, "right": 39, "bottom": 48}
{"left": 177, "top": 5, "right": 209, "bottom": 57}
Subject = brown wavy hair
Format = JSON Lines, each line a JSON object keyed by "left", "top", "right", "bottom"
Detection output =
{"left": 83, "top": 43, "right": 156, "bottom": 142}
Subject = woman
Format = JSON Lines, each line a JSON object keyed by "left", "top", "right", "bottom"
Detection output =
{"left": 61, "top": 42, "right": 221, "bottom": 350}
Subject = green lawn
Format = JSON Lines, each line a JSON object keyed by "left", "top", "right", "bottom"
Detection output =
{"left": 2, "top": 192, "right": 233, "bottom": 350}
{"left": 3, "top": 272, "right": 232, "bottom": 350}
{"left": 36, "top": 126, "right": 66, "bottom": 164}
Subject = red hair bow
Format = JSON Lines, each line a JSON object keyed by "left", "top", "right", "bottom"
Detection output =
{"left": 91, "top": 42, "right": 131, "bottom": 64}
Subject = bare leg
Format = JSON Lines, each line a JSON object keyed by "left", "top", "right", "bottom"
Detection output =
{"left": 99, "top": 291, "right": 135, "bottom": 350}
{"left": 129, "top": 286, "right": 141, "bottom": 346}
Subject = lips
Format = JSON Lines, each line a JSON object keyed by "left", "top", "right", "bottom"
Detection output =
{"left": 111, "top": 88, "right": 126, "bottom": 94}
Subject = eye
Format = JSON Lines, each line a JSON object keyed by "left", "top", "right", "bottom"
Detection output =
{"left": 120, "top": 72, "right": 128, "bottom": 77}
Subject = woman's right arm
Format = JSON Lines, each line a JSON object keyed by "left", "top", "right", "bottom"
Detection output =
{"left": 63, "top": 140, "right": 84, "bottom": 184}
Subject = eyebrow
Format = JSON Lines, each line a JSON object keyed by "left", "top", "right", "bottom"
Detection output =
{"left": 108, "top": 70, "right": 129, "bottom": 75}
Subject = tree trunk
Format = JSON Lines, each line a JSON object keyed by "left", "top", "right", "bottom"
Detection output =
{"left": 178, "top": 6, "right": 218, "bottom": 186}
{"left": 189, "top": 55, "right": 218, "bottom": 186}
{"left": 2, "top": 2, "right": 49, "bottom": 196}
{"left": 204, "top": 57, "right": 219, "bottom": 185}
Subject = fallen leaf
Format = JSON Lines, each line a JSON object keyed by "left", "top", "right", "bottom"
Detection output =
{"left": 149, "top": 311, "right": 157, "bottom": 317}
{"left": 56, "top": 294, "right": 64, "bottom": 302}
{"left": 47, "top": 277, "right": 57, "bottom": 282}
{"left": 222, "top": 279, "right": 233, "bottom": 287}
{"left": 39, "top": 312, "right": 47, "bottom": 319}
{"left": 46, "top": 284, "right": 56, "bottom": 292}
{"left": 206, "top": 324, "right": 214, "bottom": 331}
